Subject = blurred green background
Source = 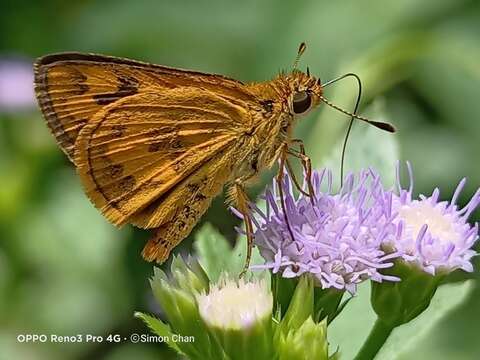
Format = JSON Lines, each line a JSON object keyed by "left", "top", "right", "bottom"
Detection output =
{"left": 0, "top": 0, "right": 479, "bottom": 359}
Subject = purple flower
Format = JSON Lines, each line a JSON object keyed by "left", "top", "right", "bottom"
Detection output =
{"left": 380, "top": 162, "right": 480, "bottom": 275}
{"left": 246, "top": 168, "right": 400, "bottom": 294}
{"left": 0, "top": 58, "right": 35, "bottom": 111}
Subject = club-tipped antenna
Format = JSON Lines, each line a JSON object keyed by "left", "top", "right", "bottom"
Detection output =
{"left": 319, "top": 73, "right": 396, "bottom": 185}
{"left": 293, "top": 42, "right": 307, "bottom": 70}
{"left": 319, "top": 94, "right": 396, "bottom": 132}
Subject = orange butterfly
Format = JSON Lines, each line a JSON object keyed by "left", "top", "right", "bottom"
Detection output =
{"left": 34, "top": 44, "right": 394, "bottom": 268}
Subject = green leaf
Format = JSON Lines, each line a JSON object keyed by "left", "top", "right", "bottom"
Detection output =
{"left": 328, "top": 282, "right": 376, "bottom": 360}
{"left": 194, "top": 223, "right": 233, "bottom": 282}
{"left": 278, "top": 276, "right": 314, "bottom": 335}
{"left": 134, "top": 312, "right": 180, "bottom": 352}
{"left": 313, "top": 287, "right": 345, "bottom": 323}
{"left": 194, "top": 223, "right": 266, "bottom": 281}
{"left": 272, "top": 274, "right": 298, "bottom": 318}
{"left": 228, "top": 232, "right": 268, "bottom": 279}
{"left": 377, "top": 280, "right": 474, "bottom": 359}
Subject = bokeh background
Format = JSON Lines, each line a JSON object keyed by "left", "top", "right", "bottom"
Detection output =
{"left": 1, "top": 0, "right": 479, "bottom": 359}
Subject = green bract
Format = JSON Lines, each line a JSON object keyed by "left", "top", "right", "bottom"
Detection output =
{"left": 371, "top": 260, "right": 444, "bottom": 327}
{"left": 278, "top": 317, "right": 328, "bottom": 360}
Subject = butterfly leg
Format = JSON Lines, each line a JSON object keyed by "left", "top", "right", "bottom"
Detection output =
{"left": 277, "top": 145, "right": 296, "bottom": 243}
{"left": 231, "top": 141, "right": 313, "bottom": 275}
{"left": 284, "top": 157, "right": 310, "bottom": 197}
{"left": 287, "top": 139, "right": 316, "bottom": 205}
{"left": 230, "top": 178, "right": 256, "bottom": 277}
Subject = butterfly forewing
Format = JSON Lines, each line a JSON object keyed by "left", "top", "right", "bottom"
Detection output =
{"left": 34, "top": 53, "right": 255, "bottom": 162}
{"left": 75, "top": 89, "right": 247, "bottom": 228}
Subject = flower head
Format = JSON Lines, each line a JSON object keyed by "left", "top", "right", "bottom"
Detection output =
{"left": 197, "top": 278, "right": 272, "bottom": 330}
{"left": 248, "top": 168, "right": 399, "bottom": 294}
{"left": 381, "top": 162, "right": 480, "bottom": 275}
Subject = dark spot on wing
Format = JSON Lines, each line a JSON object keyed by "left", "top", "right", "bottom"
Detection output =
{"left": 195, "top": 192, "right": 207, "bottom": 201}
{"left": 148, "top": 143, "right": 162, "bottom": 152}
{"left": 111, "top": 124, "right": 126, "bottom": 138}
{"left": 93, "top": 74, "right": 139, "bottom": 105}
{"left": 69, "top": 68, "right": 89, "bottom": 95}
{"left": 119, "top": 175, "right": 136, "bottom": 192}
{"left": 171, "top": 139, "right": 182, "bottom": 149}
{"left": 147, "top": 127, "right": 180, "bottom": 152}
{"left": 109, "top": 164, "right": 124, "bottom": 178}
{"left": 177, "top": 220, "right": 187, "bottom": 230}
{"left": 187, "top": 183, "right": 199, "bottom": 192}
{"left": 109, "top": 199, "right": 120, "bottom": 209}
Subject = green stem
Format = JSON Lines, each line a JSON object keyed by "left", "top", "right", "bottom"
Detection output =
{"left": 354, "top": 318, "right": 394, "bottom": 360}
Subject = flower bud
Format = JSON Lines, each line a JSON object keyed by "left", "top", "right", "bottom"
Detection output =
{"left": 277, "top": 317, "right": 328, "bottom": 360}
{"left": 141, "top": 257, "right": 224, "bottom": 359}
{"left": 197, "top": 277, "right": 274, "bottom": 360}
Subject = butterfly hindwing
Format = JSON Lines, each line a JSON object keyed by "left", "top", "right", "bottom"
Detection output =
{"left": 140, "top": 146, "right": 237, "bottom": 262}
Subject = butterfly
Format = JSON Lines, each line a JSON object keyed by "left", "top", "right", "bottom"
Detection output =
{"left": 34, "top": 43, "right": 394, "bottom": 269}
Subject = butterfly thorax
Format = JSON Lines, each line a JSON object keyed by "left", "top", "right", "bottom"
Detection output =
{"left": 236, "top": 70, "right": 323, "bottom": 178}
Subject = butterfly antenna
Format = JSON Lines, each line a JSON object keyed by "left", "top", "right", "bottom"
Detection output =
{"left": 320, "top": 73, "right": 396, "bottom": 186}
{"left": 293, "top": 42, "right": 307, "bottom": 70}
{"left": 319, "top": 94, "right": 395, "bottom": 132}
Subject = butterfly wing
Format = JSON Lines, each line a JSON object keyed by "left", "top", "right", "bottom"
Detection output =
{"left": 34, "top": 52, "right": 254, "bottom": 162}
{"left": 35, "top": 53, "right": 263, "bottom": 262}
{"left": 74, "top": 88, "right": 249, "bottom": 230}
{"left": 139, "top": 145, "right": 237, "bottom": 262}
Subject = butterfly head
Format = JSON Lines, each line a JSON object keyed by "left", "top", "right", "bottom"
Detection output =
{"left": 287, "top": 69, "right": 323, "bottom": 117}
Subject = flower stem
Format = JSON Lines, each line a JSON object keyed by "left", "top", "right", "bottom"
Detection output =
{"left": 354, "top": 318, "right": 394, "bottom": 360}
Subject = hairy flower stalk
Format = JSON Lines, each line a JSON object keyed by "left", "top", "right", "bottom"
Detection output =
{"left": 248, "top": 168, "right": 400, "bottom": 295}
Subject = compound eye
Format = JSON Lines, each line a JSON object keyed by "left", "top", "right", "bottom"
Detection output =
{"left": 292, "top": 91, "right": 312, "bottom": 114}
